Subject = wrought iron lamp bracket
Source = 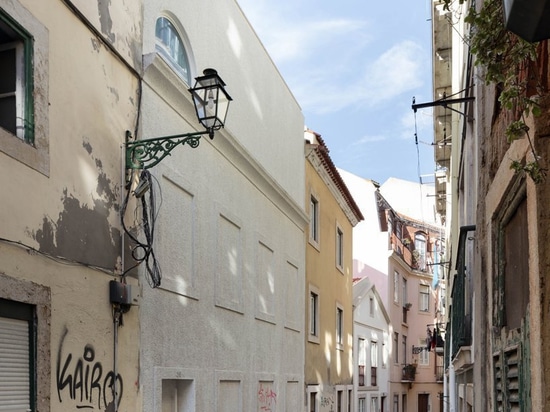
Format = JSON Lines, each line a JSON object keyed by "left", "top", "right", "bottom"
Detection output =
{"left": 125, "top": 129, "right": 212, "bottom": 170}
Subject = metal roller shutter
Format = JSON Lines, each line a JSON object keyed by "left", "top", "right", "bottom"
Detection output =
{"left": 0, "top": 316, "right": 30, "bottom": 412}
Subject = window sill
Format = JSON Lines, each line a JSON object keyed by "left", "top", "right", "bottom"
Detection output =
{"left": 0, "top": 128, "right": 49, "bottom": 176}
{"left": 143, "top": 52, "right": 196, "bottom": 126}
{"left": 308, "top": 334, "right": 320, "bottom": 345}
{"left": 308, "top": 238, "right": 320, "bottom": 252}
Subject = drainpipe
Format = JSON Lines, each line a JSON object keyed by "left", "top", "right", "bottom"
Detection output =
{"left": 449, "top": 331, "right": 456, "bottom": 412}
{"left": 443, "top": 361, "right": 448, "bottom": 412}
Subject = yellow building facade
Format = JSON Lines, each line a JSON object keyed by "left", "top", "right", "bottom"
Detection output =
{"left": 304, "top": 130, "right": 363, "bottom": 412}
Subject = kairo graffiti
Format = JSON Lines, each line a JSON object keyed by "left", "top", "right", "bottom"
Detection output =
{"left": 56, "top": 328, "right": 123, "bottom": 410}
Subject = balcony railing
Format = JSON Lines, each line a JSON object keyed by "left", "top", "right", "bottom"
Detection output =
{"left": 390, "top": 234, "right": 430, "bottom": 273}
{"left": 447, "top": 226, "right": 476, "bottom": 367}
{"left": 450, "top": 241, "right": 474, "bottom": 359}
{"left": 402, "top": 364, "right": 416, "bottom": 381}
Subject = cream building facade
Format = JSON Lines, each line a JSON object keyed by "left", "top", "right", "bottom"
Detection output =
{"left": 0, "top": 1, "right": 142, "bottom": 411}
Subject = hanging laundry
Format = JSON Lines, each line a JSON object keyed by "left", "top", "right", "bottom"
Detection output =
{"left": 436, "top": 326, "right": 445, "bottom": 347}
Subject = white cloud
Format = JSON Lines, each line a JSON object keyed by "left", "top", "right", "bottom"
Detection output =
{"left": 238, "top": 1, "right": 369, "bottom": 62}
{"left": 355, "top": 134, "right": 387, "bottom": 144}
{"left": 238, "top": 1, "right": 427, "bottom": 118}
{"left": 265, "top": 19, "right": 368, "bottom": 63}
{"left": 363, "top": 41, "right": 425, "bottom": 103}
{"left": 288, "top": 40, "right": 426, "bottom": 115}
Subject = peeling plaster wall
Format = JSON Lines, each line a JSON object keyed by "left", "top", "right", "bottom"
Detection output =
{"left": 70, "top": 0, "right": 142, "bottom": 69}
{"left": 0, "top": 0, "right": 141, "bottom": 411}
{"left": 0, "top": 0, "right": 140, "bottom": 272}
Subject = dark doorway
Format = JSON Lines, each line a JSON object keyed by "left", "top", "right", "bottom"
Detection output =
{"left": 418, "top": 394, "right": 429, "bottom": 412}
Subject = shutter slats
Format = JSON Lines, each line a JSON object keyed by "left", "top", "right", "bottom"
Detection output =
{"left": 0, "top": 316, "right": 30, "bottom": 411}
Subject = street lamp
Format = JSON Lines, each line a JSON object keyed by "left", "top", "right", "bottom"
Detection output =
{"left": 125, "top": 68, "right": 232, "bottom": 170}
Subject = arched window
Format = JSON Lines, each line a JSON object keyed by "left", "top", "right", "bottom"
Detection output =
{"left": 155, "top": 16, "right": 191, "bottom": 84}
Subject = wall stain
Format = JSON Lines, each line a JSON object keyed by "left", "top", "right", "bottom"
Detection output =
{"left": 91, "top": 37, "right": 101, "bottom": 53}
{"left": 34, "top": 190, "right": 121, "bottom": 270}
{"left": 83, "top": 140, "right": 93, "bottom": 155}
{"left": 32, "top": 138, "right": 123, "bottom": 270}
{"left": 98, "top": 0, "right": 115, "bottom": 43}
{"left": 108, "top": 87, "right": 120, "bottom": 103}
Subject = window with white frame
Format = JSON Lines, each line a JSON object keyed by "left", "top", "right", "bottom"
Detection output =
{"left": 336, "top": 225, "right": 344, "bottom": 270}
{"left": 358, "top": 338, "right": 366, "bottom": 386}
{"left": 414, "top": 232, "right": 427, "bottom": 270}
{"left": 155, "top": 16, "right": 191, "bottom": 84}
{"left": 358, "top": 397, "right": 366, "bottom": 412}
{"left": 309, "top": 287, "right": 319, "bottom": 342}
{"left": 370, "top": 341, "right": 378, "bottom": 386}
{"left": 336, "top": 305, "right": 343, "bottom": 348}
{"left": 371, "top": 397, "right": 379, "bottom": 412}
{"left": 393, "top": 394, "right": 399, "bottom": 412}
{"left": 402, "top": 276, "right": 408, "bottom": 306}
{"left": 419, "top": 339, "right": 429, "bottom": 365}
{"left": 310, "top": 195, "right": 320, "bottom": 244}
{"left": 393, "top": 271, "right": 399, "bottom": 303}
{"left": 336, "top": 389, "right": 343, "bottom": 412}
{"left": 393, "top": 332, "right": 399, "bottom": 364}
{"left": 308, "top": 387, "right": 318, "bottom": 412}
{"left": 439, "top": 284, "right": 446, "bottom": 316}
{"left": 402, "top": 335, "right": 407, "bottom": 364}
{"left": 419, "top": 284, "right": 430, "bottom": 312}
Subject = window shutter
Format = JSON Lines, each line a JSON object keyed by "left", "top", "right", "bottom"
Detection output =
{"left": 0, "top": 316, "right": 30, "bottom": 411}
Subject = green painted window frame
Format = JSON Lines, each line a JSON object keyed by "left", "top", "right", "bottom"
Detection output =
{"left": 0, "top": 9, "right": 34, "bottom": 144}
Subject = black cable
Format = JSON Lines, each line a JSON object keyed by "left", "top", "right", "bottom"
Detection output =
{"left": 413, "top": 96, "right": 427, "bottom": 223}
{"left": 120, "top": 170, "right": 162, "bottom": 287}
{"left": 0, "top": 237, "right": 114, "bottom": 275}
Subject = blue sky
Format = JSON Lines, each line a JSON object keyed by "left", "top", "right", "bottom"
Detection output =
{"left": 237, "top": 0, "right": 436, "bottom": 185}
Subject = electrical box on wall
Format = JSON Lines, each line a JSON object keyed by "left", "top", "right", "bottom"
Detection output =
{"left": 109, "top": 280, "right": 132, "bottom": 305}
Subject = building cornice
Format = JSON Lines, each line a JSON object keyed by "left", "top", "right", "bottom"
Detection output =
{"left": 305, "top": 130, "right": 364, "bottom": 226}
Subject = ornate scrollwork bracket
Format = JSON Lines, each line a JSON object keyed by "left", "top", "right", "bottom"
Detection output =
{"left": 125, "top": 129, "right": 211, "bottom": 170}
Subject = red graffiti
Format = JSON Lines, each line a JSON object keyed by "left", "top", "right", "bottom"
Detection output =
{"left": 258, "top": 383, "right": 277, "bottom": 412}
